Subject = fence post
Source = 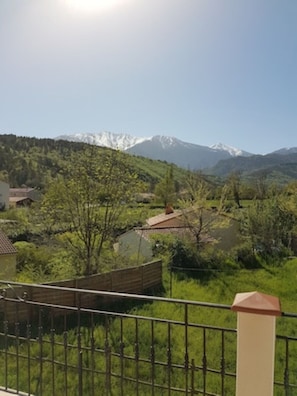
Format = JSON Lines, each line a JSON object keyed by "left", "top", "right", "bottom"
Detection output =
{"left": 231, "top": 291, "right": 281, "bottom": 396}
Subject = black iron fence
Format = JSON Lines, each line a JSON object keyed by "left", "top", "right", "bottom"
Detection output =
{"left": 0, "top": 281, "right": 296, "bottom": 395}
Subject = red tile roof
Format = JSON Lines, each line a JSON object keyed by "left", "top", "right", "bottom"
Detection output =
{"left": 146, "top": 210, "right": 183, "bottom": 227}
{"left": 0, "top": 231, "right": 17, "bottom": 255}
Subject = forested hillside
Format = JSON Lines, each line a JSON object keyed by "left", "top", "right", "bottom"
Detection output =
{"left": 0, "top": 134, "right": 189, "bottom": 190}
{"left": 208, "top": 152, "right": 297, "bottom": 185}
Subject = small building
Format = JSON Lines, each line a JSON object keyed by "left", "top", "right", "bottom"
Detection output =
{"left": 0, "top": 181, "right": 9, "bottom": 211}
{"left": 118, "top": 208, "right": 241, "bottom": 261}
{"left": 9, "top": 196, "right": 34, "bottom": 208}
{"left": 9, "top": 187, "right": 41, "bottom": 201}
{"left": 146, "top": 209, "right": 184, "bottom": 228}
{"left": 0, "top": 231, "right": 17, "bottom": 279}
{"left": 9, "top": 187, "right": 40, "bottom": 208}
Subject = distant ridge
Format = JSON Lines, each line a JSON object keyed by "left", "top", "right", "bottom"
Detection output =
{"left": 56, "top": 131, "right": 147, "bottom": 151}
{"left": 55, "top": 131, "right": 252, "bottom": 169}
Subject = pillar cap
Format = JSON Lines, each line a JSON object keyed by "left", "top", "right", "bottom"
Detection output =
{"left": 231, "top": 291, "right": 281, "bottom": 316}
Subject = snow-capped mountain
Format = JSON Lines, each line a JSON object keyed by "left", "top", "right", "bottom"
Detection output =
{"left": 55, "top": 132, "right": 252, "bottom": 169}
{"left": 56, "top": 131, "right": 147, "bottom": 151}
{"left": 210, "top": 143, "right": 250, "bottom": 157}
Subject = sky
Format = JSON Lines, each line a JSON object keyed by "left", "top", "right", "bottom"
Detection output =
{"left": 0, "top": 0, "right": 296, "bottom": 154}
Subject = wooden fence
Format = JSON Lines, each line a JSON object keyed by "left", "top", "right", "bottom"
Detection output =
{"left": 0, "top": 260, "right": 162, "bottom": 322}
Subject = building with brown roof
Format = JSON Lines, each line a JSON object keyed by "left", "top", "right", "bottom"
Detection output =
{"left": 117, "top": 208, "right": 241, "bottom": 262}
{"left": 0, "top": 231, "right": 17, "bottom": 279}
{"left": 146, "top": 210, "right": 183, "bottom": 228}
{"left": 9, "top": 187, "right": 40, "bottom": 208}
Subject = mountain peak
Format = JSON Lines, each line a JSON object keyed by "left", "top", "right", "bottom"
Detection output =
{"left": 55, "top": 131, "right": 250, "bottom": 169}
{"left": 211, "top": 143, "right": 251, "bottom": 157}
{"left": 56, "top": 131, "right": 147, "bottom": 151}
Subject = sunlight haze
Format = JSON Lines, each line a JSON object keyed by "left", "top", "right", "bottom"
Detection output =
{"left": 64, "top": 0, "right": 130, "bottom": 13}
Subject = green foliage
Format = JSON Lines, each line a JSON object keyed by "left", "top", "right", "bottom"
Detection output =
{"left": 152, "top": 234, "right": 239, "bottom": 282}
{"left": 233, "top": 241, "right": 261, "bottom": 269}
{"left": 42, "top": 148, "right": 142, "bottom": 275}
{"left": 240, "top": 196, "right": 296, "bottom": 258}
{"left": 178, "top": 179, "right": 230, "bottom": 251}
{"left": 0, "top": 134, "right": 189, "bottom": 191}
{"left": 154, "top": 165, "right": 177, "bottom": 207}
{"left": 13, "top": 241, "right": 76, "bottom": 282}
{"left": 13, "top": 241, "right": 52, "bottom": 282}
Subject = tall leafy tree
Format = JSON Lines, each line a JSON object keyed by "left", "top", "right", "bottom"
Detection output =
{"left": 42, "top": 148, "right": 140, "bottom": 275}
{"left": 227, "top": 172, "right": 242, "bottom": 208}
{"left": 154, "top": 165, "right": 176, "bottom": 208}
{"left": 240, "top": 193, "right": 296, "bottom": 256}
{"left": 179, "top": 179, "right": 229, "bottom": 251}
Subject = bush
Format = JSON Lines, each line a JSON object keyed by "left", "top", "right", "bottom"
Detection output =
{"left": 234, "top": 242, "right": 261, "bottom": 269}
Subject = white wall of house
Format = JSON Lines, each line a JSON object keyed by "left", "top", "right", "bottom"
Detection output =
{"left": 0, "top": 181, "right": 9, "bottom": 211}
{"left": 118, "top": 229, "right": 153, "bottom": 262}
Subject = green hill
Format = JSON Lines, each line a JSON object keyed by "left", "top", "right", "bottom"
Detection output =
{"left": 0, "top": 134, "right": 189, "bottom": 191}
{"left": 208, "top": 153, "right": 297, "bottom": 185}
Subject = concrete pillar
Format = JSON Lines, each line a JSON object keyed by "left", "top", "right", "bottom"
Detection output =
{"left": 231, "top": 291, "right": 281, "bottom": 396}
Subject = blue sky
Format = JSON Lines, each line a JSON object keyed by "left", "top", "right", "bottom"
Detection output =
{"left": 1, "top": 0, "right": 296, "bottom": 154}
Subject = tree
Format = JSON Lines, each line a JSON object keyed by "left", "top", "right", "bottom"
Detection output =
{"left": 178, "top": 179, "right": 229, "bottom": 251}
{"left": 240, "top": 194, "right": 296, "bottom": 257}
{"left": 42, "top": 148, "right": 141, "bottom": 275}
{"left": 154, "top": 165, "right": 176, "bottom": 208}
{"left": 227, "top": 172, "right": 242, "bottom": 208}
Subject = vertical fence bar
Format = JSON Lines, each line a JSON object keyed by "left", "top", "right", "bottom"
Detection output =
{"left": 190, "top": 359, "right": 195, "bottom": 396}
{"left": 284, "top": 338, "right": 289, "bottom": 395}
{"left": 77, "top": 294, "right": 83, "bottom": 396}
{"left": 134, "top": 318, "right": 139, "bottom": 396}
{"left": 221, "top": 330, "right": 225, "bottom": 396}
{"left": 105, "top": 315, "right": 111, "bottom": 395}
{"left": 150, "top": 320, "right": 155, "bottom": 395}
{"left": 202, "top": 327, "right": 207, "bottom": 396}
{"left": 38, "top": 309, "right": 43, "bottom": 396}
{"left": 50, "top": 311, "right": 55, "bottom": 395}
{"left": 120, "top": 316, "right": 125, "bottom": 396}
{"left": 3, "top": 319, "right": 8, "bottom": 390}
{"left": 26, "top": 323, "right": 31, "bottom": 396}
{"left": 184, "top": 303, "right": 189, "bottom": 395}
{"left": 63, "top": 330, "right": 68, "bottom": 396}
{"left": 167, "top": 322, "right": 171, "bottom": 396}
{"left": 15, "top": 322, "right": 20, "bottom": 392}
{"left": 90, "top": 313, "right": 95, "bottom": 396}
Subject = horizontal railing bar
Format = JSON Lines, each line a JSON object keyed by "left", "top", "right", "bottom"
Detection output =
{"left": 0, "top": 298, "right": 236, "bottom": 331}
{"left": 2, "top": 281, "right": 297, "bottom": 318}
{"left": 0, "top": 280, "right": 231, "bottom": 310}
{"left": 276, "top": 334, "right": 297, "bottom": 341}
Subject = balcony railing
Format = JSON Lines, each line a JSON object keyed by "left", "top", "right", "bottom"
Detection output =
{"left": 0, "top": 281, "right": 296, "bottom": 395}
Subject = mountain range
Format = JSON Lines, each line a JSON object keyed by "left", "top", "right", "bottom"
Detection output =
{"left": 55, "top": 131, "right": 252, "bottom": 169}
{"left": 55, "top": 132, "right": 297, "bottom": 183}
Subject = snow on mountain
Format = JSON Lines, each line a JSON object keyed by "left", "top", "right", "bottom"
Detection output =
{"left": 56, "top": 131, "right": 147, "bottom": 151}
{"left": 210, "top": 143, "right": 247, "bottom": 157}
{"left": 55, "top": 132, "right": 250, "bottom": 169}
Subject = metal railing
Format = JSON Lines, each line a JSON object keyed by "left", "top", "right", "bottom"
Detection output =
{"left": 0, "top": 281, "right": 296, "bottom": 395}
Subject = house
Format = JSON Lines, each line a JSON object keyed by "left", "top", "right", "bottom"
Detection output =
{"left": 0, "top": 181, "right": 9, "bottom": 211}
{"left": 0, "top": 231, "right": 17, "bottom": 279}
{"left": 146, "top": 209, "right": 184, "bottom": 228}
{"left": 117, "top": 207, "right": 241, "bottom": 261}
{"left": 9, "top": 196, "right": 34, "bottom": 208}
{"left": 9, "top": 187, "right": 40, "bottom": 208}
{"left": 117, "top": 209, "right": 186, "bottom": 261}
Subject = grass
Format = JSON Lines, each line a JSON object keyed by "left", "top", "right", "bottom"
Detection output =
{"left": 1, "top": 259, "right": 297, "bottom": 395}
